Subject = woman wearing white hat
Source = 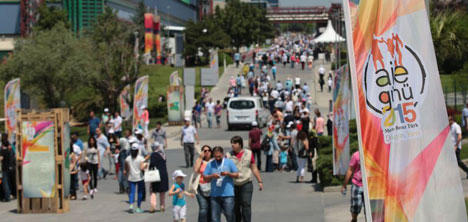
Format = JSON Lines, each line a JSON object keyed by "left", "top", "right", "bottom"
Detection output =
{"left": 124, "top": 143, "right": 147, "bottom": 213}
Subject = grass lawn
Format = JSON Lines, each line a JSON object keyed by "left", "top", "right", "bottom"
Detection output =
{"left": 70, "top": 62, "right": 226, "bottom": 141}
{"left": 440, "top": 74, "right": 455, "bottom": 93}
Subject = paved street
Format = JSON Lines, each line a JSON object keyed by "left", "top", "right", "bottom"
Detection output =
{"left": 1, "top": 62, "right": 467, "bottom": 222}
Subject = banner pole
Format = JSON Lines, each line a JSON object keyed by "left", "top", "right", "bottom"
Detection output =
{"left": 342, "top": 1, "right": 372, "bottom": 221}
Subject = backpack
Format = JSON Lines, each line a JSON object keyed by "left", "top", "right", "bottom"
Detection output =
{"left": 261, "top": 136, "right": 271, "bottom": 152}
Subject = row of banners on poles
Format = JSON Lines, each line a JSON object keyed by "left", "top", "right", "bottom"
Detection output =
{"left": 331, "top": 0, "right": 467, "bottom": 221}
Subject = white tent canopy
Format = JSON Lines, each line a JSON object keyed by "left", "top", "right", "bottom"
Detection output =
{"left": 313, "top": 20, "right": 345, "bottom": 43}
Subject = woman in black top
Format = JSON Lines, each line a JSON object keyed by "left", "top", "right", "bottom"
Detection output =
{"left": 149, "top": 142, "right": 169, "bottom": 213}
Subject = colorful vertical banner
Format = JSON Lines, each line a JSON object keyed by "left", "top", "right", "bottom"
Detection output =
{"left": 4, "top": 78, "right": 20, "bottom": 142}
{"left": 133, "top": 76, "right": 149, "bottom": 132}
{"left": 22, "top": 121, "right": 56, "bottom": 198}
{"left": 343, "top": 0, "right": 467, "bottom": 221}
{"left": 154, "top": 16, "right": 161, "bottom": 64}
{"left": 144, "top": 13, "right": 154, "bottom": 55}
{"left": 210, "top": 50, "right": 219, "bottom": 77}
{"left": 63, "top": 122, "right": 71, "bottom": 197}
{"left": 167, "top": 86, "right": 184, "bottom": 122}
{"left": 119, "top": 85, "right": 132, "bottom": 120}
{"left": 332, "top": 65, "right": 351, "bottom": 175}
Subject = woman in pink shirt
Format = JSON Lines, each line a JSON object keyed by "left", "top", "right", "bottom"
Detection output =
{"left": 314, "top": 110, "right": 325, "bottom": 136}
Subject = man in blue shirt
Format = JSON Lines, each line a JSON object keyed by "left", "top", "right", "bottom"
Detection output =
{"left": 88, "top": 111, "right": 101, "bottom": 137}
{"left": 234, "top": 52, "right": 241, "bottom": 68}
{"left": 204, "top": 146, "right": 239, "bottom": 222}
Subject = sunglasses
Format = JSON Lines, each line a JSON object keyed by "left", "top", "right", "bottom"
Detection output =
{"left": 203, "top": 149, "right": 211, "bottom": 153}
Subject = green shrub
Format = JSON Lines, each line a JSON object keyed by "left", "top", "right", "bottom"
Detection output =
{"left": 149, "top": 102, "right": 167, "bottom": 119}
{"left": 317, "top": 122, "right": 359, "bottom": 187}
{"left": 218, "top": 52, "right": 234, "bottom": 66}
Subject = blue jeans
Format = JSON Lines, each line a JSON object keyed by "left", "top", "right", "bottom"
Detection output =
{"left": 196, "top": 189, "right": 211, "bottom": 222}
{"left": 265, "top": 155, "right": 273, "bottom": 172}
{"left": 118, "top": 168, "right": 128, "bottom": 191}
{"left": 129, "top": 180, "right": 144, "bottom": 208}
{"left": 207, "top": 112, "right": 213, "bottom": 128}
{"left": 211, "top": 196, "right": 235, "bottom": 222}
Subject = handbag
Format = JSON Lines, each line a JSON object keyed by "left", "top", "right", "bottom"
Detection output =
{"left": 199, "top": 183, "right": 211, "bottom": 197}
{"left": 187, "top": 173, "right": 201, "bottom": 195}
{"left": 144, "top": 167, "right": 161, "bottom": 183}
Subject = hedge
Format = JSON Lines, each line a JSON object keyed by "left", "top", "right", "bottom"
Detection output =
{"left": 316, "top": 119, "right": 359, "bottom": 187}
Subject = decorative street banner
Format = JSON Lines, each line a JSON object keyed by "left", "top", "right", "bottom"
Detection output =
{"left": 154, "top": 16, "right": 161, "bottom": 64}
{"left": 167, "top": 86, "right": 184, "bottom": 122}
{"left": 210, "top": 50, "right": 219, "bottom": 77}
{"left": 144, "top": 13, "right": 154, "bottom": 55}
{"left": 170, "top": 71, "right": 182, "bottom": 86}
{"left": 22, "top": 121, "right": 55, "bottom": 198}
{"left": 63, "top": 122, "right": 71, "bottom": 197}
{"left": 332, "top": 65, "right": 350, "bottom": 175}
{"left": 119, "top": 85, "right": 132, "bottom": 120}
{"left": 4, "top": 78, "right": 20, "bottom": 143}
{"left": 132, "top": 76, "right": 149, "bottom": 132}
{"left": 343, "top": 0, "right": 467, "bottom": 221}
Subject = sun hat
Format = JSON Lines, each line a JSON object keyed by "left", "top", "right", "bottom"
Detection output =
{"left": 131, "top": 143, "right": 139, "bottom": 150}
{"left": 104, "top": 108, "right": 109, "bottom": 112}
{"left": 184, "top": 117, "right": 191, "bottom": 122}
{"left": 134, "top": 128, "right": 143, "bottom": 135}
{"left": 172, "top": 170, "right": 187, "bottom": 180}
{"left": 128, "top": 137, "right": 138, "bottom": 144}
{"left": 252, "top": 121, "right": 258, "bottom": 127}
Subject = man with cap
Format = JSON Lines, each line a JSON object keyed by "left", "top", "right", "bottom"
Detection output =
{"left": 248, "top": 121, "right": 263, "bottom": 170}
{"left": 181, "top": 118, "right": 199, "bottom": 168}
{"left": 102, "top": 108, "right": 111, "bottom": 135}
{"left": 140, "top": 105, "right": 150, "bottom": 138}
{"left": 134, "top": 128, "right": 149, "bottom": 160}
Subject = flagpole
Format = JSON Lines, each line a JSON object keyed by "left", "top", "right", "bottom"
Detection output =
{"left": 342, "top": 0, "right": 373, "bottom": 221}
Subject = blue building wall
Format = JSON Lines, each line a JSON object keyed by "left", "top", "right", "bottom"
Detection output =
{"left": 0, "top": 3, "right": 21, "bottom": 35}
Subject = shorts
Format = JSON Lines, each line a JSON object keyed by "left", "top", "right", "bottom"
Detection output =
{"left": 173, "top": 205, "right": 187, "bottom": 220}
{"left": 82, "top": 179, "right": 89, "bottom": 185}
{"left": 350, "top": 183, "right": 364, "bottom": 214}
{"left": 279, "top": 163, "right": 286, "bottom": 169}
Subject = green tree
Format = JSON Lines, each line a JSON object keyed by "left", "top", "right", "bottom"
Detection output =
{"left": 184, "top": 16, "right": 230, "bottom": 65}
{"left": 0, "top": 23, "right": 97, "bottom": 107}
{"left": 132, "top": 1, "right": 146, "bottom": 53}
{"left": 36, "top": 5, "right": 71, "bottom": 31}
{"left": 86, "top": 7, "right": 140, "bottom": 111}
{"left": 430, "top": 9, "right": 468, "bottom": 73}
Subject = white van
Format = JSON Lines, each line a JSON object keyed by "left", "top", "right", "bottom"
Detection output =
{"left": 226, "top": 97, "right": 270, "bottom": 130}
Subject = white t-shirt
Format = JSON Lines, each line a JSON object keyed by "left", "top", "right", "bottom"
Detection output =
{"left": 125, "top": 155, "right": 145, "bottom": 182}
{"left": 79, "top": 169, "right": 89, "bottom": 181}
{"left": 182, "top": 125, "right": 197, "bottom": 143}
{"left": 319, "top": 66, "right": 326, "bottom": 75}
{"left": 270, "top": 90, "right": 280, "bottom": 99}
{"left": 205, "top": 102, "right": 216, "bottom": 113}
{"left": 285, "top": 101, "right": 294, "bottom": 112}
{"left": 300, "top": 55, "right": 306, "bottom": 62}
{"left": 113, "top": 116, "right": 123, "bottom": 132}
{"left": 328, "top": 79, "right": 333, "bottom": 86}
{"left": 73, "top": 144, "right": 82, "bottom": 161}
{"left": 451, "top": 122, "right": 462, "bottom": 149}
{"left": 295, "top": 77, "right": 301, "bottom": 85}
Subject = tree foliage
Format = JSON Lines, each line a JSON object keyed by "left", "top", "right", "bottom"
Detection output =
{"left": 35, "top": 5, "right": 71, "bottom": 31}
{"left": 430, "top": 9, "right": 468, "bottom": 73}
{"left": 85, "top": 7, "right": 140, "bottom": 112}
{"left": 132, "top": 1, "right": 146, "bottom": 53}
{"left": 0, "top": 23, "right": 96, "bottom": 107}
{"left": 183, "top": 0, "right": 275, "bottom": 63}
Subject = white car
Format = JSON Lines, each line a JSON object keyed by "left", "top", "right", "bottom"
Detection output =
{"left": 226, "top": 97, "right": 269, "bottom": 130}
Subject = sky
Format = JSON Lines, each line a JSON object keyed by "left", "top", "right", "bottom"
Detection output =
{"left": 279, "top": 0, "right": 342, "bottom": 7}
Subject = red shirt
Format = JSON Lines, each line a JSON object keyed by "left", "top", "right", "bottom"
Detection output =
{"left": 249, "top": 128, "right": 263, "bottom": 150}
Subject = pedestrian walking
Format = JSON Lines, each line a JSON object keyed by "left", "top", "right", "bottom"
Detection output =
{"left": 462, "top": 103, "right": 468, "bottom": 134}
{"left": 194, "top": 145, "right": 213, "bottom": 222}
{"left": 341, "top": 151, "right": 364, "bottom": 222}
{"left": 226, "top": 136, "right": 264, "bottom": 222}
{"left": 328, "top": 75, "right": 333, "bottom": 92}
{"left": 205, "top": 98, "right": 216, "bottom": 128}
{"left": 84, "top": 136, "right": 100, "bottom": 196}
{"left": 69, "top": 143, "right": 80, "bottom": 200}
{"left": 314, "top": 110, "right": 325, "bottom": 136}
{"left": 181, "top": 118, "right": 200, "bottom": 168}
{"left": 96, "top": 128, "right": 111, "bottom": 177}
{"left": 296, "top": 131, "right": 309, "bottom": 183}
{"left": 215, "top": 100, "right": 223, "bottom": 128}
{"left": 248, "top": 122, "right": 263, "bottom": 170}
{"left": 149, "top": 142, "right": 169, "bottom": 213}
{"left": 79, "top": 162, "right": 91, "bottom": 200}
{"left": 327, "top": 113, "right": 333, "bottom": 136}
{"left": 192, "top": 102, "right": 203, "bottom": 129}
{"left": 88, "top": 111, "right": 101, "bottom": 137}
{"left": 152, "top": 121, "right": 167, "bottom": 149}
{"left": 272, "top": 64, "right": 277, "bottom": 80}
{"left": 0, "top": 135, "right": 14, "bottom": 202}
{"left": 140, "top": 105, "right": 150, "bottom": 138}
{"left": 169, "top": 170, "right": 195, "bottom": 222}
{"left": 300, "top": 53, "right": 306, "bottom": 70}
{"left": 450, "top": 116, "right": 468, "bottom": 178}
{"left": 203, "top": 146, "right": 239, "bottom": 222}
{"left": 124, "top": 143, "right": 147, "bottom": 213}
{"left": 234, "top": 52, "right": 241, "bottom": 68}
